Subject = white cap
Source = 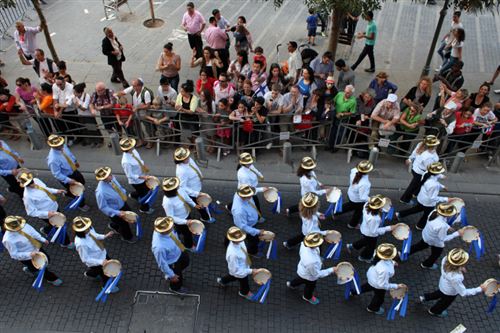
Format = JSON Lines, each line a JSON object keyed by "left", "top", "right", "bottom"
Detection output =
{"left": 387, "top": 94, "right": 398, "bottom": 103}
{"left": 444, "top": 101, "right": 457, "bottom": 111}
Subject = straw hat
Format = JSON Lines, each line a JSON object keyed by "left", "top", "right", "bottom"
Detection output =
{"left": 239, "top": 152, "right": 254, "bottom": 165}
{"left": 367, "top": 195, "right": 386, "bottom": 210}
{"left": 226, "top": 226, "right": 246, "bottom": 242}
{"left": 154, "top": 216, "right": 175, "bottom": 233}
{"left": 72, "top": 216, "right": 92, "bottom": 233}
{"left": 447, "top": 248, "right": 469, "bottom": 266}
{"left": 237, "top": 184, "right": 255, "bottom": 198}
{"left": 300, "top": 156, "right": 317, "bottom": 170}
{"left": 356, "top": 160, "right": 373, "bottom": 173}
{"left": 95, "top": 166, "right": 112, "bottom": 181}
{"left": 4, "top": 215, "right": 26, "bottom": 232}
{"left": 428, "top": 162, "right": 445, "bottom": 175}
{"left": 376, "top": 243, "right": 397, "bottom": 260}
{"left": 424, "top": 135, "right": 440, "bottom": 147}
{"left": 47, "top": 134, "right": 65, "bottom": 148}
{"left": 119, "top": 137, "right": 136, "bottom": 152}
{"left": 17, "top": 171, "right": 34, "bottom": 188}
{"left": 301, "top": 192, "right": 319, "bottom": 208}
{"left": 436, "top": 203, "right": 457, "bottom": 217}
{"left": 303, "top": 232, "right": 324, "bottom": 248}
{"left": 174, "top": 147, "right": 190, "bottom": 162}
{"left": 162, "top": 177, "right": 180, "bottom": 191}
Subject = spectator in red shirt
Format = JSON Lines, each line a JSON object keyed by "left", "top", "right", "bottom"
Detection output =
{"left": 445, "top": 108, "right": 474, "bottom": 154}
{"left": 113, "top": 95, "right": 135, "bottom": 138}
{"left": 0, "top": 88, "right": 27, "bottom": 139}
{"left": 196, "top": 68, "right": 216, "bottom": 97}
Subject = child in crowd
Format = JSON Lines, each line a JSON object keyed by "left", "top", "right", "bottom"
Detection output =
{"left": 253, "top": 47, "right": 267, "bottom": 72}
{"left": 113, "top": 96, "right": 135, "bottom": 137}
{"left": 306, "top": 9, "right": 318, "bottom": 46}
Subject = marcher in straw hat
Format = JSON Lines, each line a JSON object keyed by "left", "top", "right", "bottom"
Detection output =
{"left": 0, "top": 139, "right": 25, "bottom": 198}
{"left": 408, "top": 203, "right": 464, "bottom": 270}
{"left": 152, "top": 217, "right": 191, "bottom": 294}
{"left": 285, "top": 156, "right": 331, "bottom": 216}
{"left": 119, "top": 137, "right": 155, "bottom": 214}
{"left": 419, "top": 248, "right": 486, "bottom": 318}
{"left": 339, "top": 160, "right": 373, "bottom": 229}
{"left": 94, "top": 166, "right": 137, "bottom": 244}
{"left": 286, "top": 232, "right": 336, "bottom": 305}
{"left": 230, "top": 184, "right": 269, "bottom": 256}
{"left": 162, "top": 176, "right": 200, "bottom": 250}
{"left": 18, "top": 170, "right": 74, "bottom": 249}
{"left": 174, "top": 147, "right": 212, "bottom": 223}
{"left": 46, "top": 134, "right": 90, "bottom": 212}
{"left": 396, "top": 162, "right": 455, "bottom": 230}
{"left": 359, "top": 243, "right": 404, "bottom": 315}
{"left": 2, "top": 215, "right": 63, "bottom": 286}
{"left": 400, "top": 135, "right": 440, "bottom": 204}
{"left": 283, "top": 192, "right": 326, "bottom": 249}
{"left": 346, "top": 195, "right": 396, "bottom": 263}
{"left": 72, "top": 216, "right": 118, "bottom": 292}
{"left": 217, "top": 227, "right": 259, "bottom": 301}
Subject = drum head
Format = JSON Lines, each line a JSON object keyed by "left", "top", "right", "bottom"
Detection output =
{"left": 451, "top": 198, "right": 465, "bottom": 212}
{"left": 483, "top": 278, "right": 499, "bottom": 297}
{"left": 382, "top": 198, "right": 392, "bottom": 213}
{"left": 335, "top": 262, "right": 354, "bottom": 285}
{"left": 390, "top": 284, "right": 408, "bottom": 300}
{"left": 69, "top": 182, "right": 85, "bottom": 197}
{"left": 32, "top": 252, "right": 48, "bottom": 270}
{"left": 49, "top": 212, "right": 66, "bottom": 227}
{"left": 324, "top": 230, "right": 342, "bottom": 244}
{"left": 259, "top": 230, "right": 275, "bottom": 242}
{"left": 103, "top": 259, "right": 122, "bottom": 278}
{"left": 263, "top": 187, "right": 279, "bottom": 203}
{"left": 188, "top": 220, "right": 205, "bottom": 235}
{"left": 461, "top": 226, "right": 480, "bottom": 243}
{"left": 253, "top": 268, "right": 272, "bottom": 285}
{"left": 122, "top": 211, "right": 138, "bottom": 224}
{"left": 196, "top": 193, "right": 212, "bottom": 208}
{"left": 326, "top": 187, "right": 342, "bottom": 203}
{"left": 146, "top": 176, "right": 160, "bottom": 190}
{"left": 392, "top": 223, "right": 410, "bottom": 241}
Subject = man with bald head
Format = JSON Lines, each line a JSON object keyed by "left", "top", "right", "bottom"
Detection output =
{"left": 89, "top": 82, "right": 117, "bottom": 147}
{"left": 328, "top": 85, "right": 357, "bottom": 152}
{"left": 14, "top": 21, "right": 42, "bottom": 60}
{"left": 102, "top": 27, "right": 129, "bottom": 88}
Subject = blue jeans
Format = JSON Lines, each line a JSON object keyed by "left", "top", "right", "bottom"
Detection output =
{"left": 437, "top": 41, "right": 446, "bottom": 62}
{"left": 440, "top": 56, "right": 458, "bottom": 75}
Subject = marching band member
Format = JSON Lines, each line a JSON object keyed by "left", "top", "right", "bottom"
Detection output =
{"left": 152, "top": 216, "right": 191, "bottom": 294}
{"left": 72, "top": 216, "right": 118, "bottom": 292}
{"left": 396, "top": 162, "right": 453, "bottom": 230}
{"left": 18, "top": 171, "right": 73, "bottom": 248}
{"left": 419, "top": 248, "right": 486, "bottom": 317}
{"left": 162, "top": 176, "right": 199, "bottom": 250}
{"left": 217, "top": 226, "right": 257, "bottom": 300}
{"left": 174, "top": 147, "right": 211, "bottom": 223}
{"left": 286, "top": 232, "right": 336, "bottom": 305}
{"left": 341, "top": 160, "right": 373, "bottom": 229}
{"left": 0, "top": 139, "right": 25, "bottom": 198}
{"left": 408, "top": 203, "right": 462, "bottom": 269}
{"left": 119, "top": 138, "right": 154, "bottom": 214}
{"left": 231, "top": 184, "right": 267, "bottom": 256}
{"left": 360, "top": 243, "right": 404, "bottom": 315}
{"left": 46, "top": 134, "right": 90, "bottom": 212}
{"left": 283, "top": 192, "right": 326, "bottom": 249}
{"left": 346, "top": 195, "right": 396, "bottom": 263}
{"left": 286, "top": 157, "right": 330, "bottom": 216}
{"left": 2, "top": 215, "right": 63, "bottom": 286}
{"left": 94, "top": 166, "right": 136, "bottom": 243}
{"left": 400, "top": 135, "right": 440, "bottom": 204}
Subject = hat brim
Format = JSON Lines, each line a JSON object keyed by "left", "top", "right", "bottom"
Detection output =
{"left": 237, "top": 188, "right": 255, "bottom": 198}
{"left": 357, "top": 164, "right": 374, "bottom": 173}
{"left": 4, "top": 220, "right": 25, "bottom": 232}
{"left": 377, "top": 247, "right": 398, "bottom": 260}
{"left": 162, "top": 178, "right": 180, "bottom": 191}
{"left": 304, "top": 238, "right": 324, "bottom": 248}
{"left": 96, "top": 168, "right": 112, "bottom": 181}
{"left": 447, "top": 251, "right": 469, "bottom": 266}
{"left": 437, "top": 206, "right": 457, "bottom": 217}
{"left": 174, "top": 149, "right": 190, "bottom": 161}
{"left": 239, "top": 158, "right": 254, "bottom": 165}
{"left": 227, "top": 233, "right": 246, "bottom": 242}
{"left": 73, "top": 222, "right": 92, "bottom": 233}
{"left": 120, "top": 138, "right": 137, "bottom": 151}
{"left": 47, "top": 138, "right": 65, "bottom": 148}
{"left": 301, "top": 162, "right": 317, "bottom": 170}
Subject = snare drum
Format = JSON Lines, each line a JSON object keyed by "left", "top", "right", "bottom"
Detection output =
{"left": 253, "top": 268, "right": 272, "bottom": 285}
{"left": 103, "top": 259, "right": 122, "bottom": 278}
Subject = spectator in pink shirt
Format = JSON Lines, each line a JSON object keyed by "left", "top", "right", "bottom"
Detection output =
{"left": 205, "top": 16, "right": 229, "bottom": 71}
{"left": 182, "top": 2, "right": 206, "bottom": 58}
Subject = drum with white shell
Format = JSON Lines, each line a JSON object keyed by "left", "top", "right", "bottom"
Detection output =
{"left": 253, "top": 268, "right": 272, "bottom": 285}
{"left": 392, "top": 223, "right": 410, "bottom": 241}
{"left": 461, "top": 226, "right": 480, "bottom": 243}
{"left": 31, "top": 252, "right": 48, "bottom": 270}
{"left": 259, "top": 230, "right": 275, "bottom": 242}
{"left": 263, "top": 187, "right": 279, "bottom": 203}
{"left": 326, "top": 187, "right": 342, "bottom": 203}
{"left": 48, "top": 212, "right": 66, "bottom": 227}
{"left": 145, "top": 176, "right": 160, "bottom": 190}
{"left": 103, "top": 259, "right": 122, "bottom": 278}
{"left": 196, "top": 192, "right": 212, "bottom": 208}
{"left": 122, "top": 211, "right": 138, "bottom": 223}
{"left": 482, "top": 278, "right": 499, "bottom": 297}
{"left": 69, "top": 182, "right": 85, "bottom": 197}
{"left": 390, "top": 284, "right": 408, "bottom": 300}
{"left": 188, "top": 220, "right": 205, "bottom": 235}
{"left": 335, "top": 262, "right": 354, "bottom": 285}
{"left": 324, "top": 230, "right": 342, "bottom": 244}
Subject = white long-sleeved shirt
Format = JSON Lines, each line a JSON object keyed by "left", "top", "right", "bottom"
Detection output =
{"left": 422, "top": 214, "right": 459, "bottom": 248}
{"left": 176, "top": 158, "right": 202, "bottom": 197}
{"left": 226, "top": 241, "right": 253, "bottom": 278}
{"left": 299, "top": 171, "right": 326, "bottom": 197}
{"left": 297, "top": 243, "right": 334, "bottom": 281}
{"left": 237, "top": 164, "right": 263, "bottom": 188}
{"left": 74, "top": 228, "right": 107, "bottom": 267}
{"left": 121, "top": 149, "right": 146, "bottom": 185}
{"left": 2, "top": 224, "right": 46, "bottom": 261}
{"left": 438, "top": 257, "right": 482, "bottom": 297}
{"left": 347, "top": 168, "right": 371, "bottom": 203}
{"left": 367, "top": 259, "right": 398, "bottom": 290}
{"left": 300, "top": 213, "right": 326, "bottom": 236}
{"left": 162, "top": 188, "right": 196, "bottom": 225}
{"left": 231, "top": 193, "right": 260, "bottom": 236}
{"left": 360, "top": 204, "right": 391, "bottom": 237}
{"left": 409, "top": 147, "right": 439, "bottom": 175}
{"left": 23, "top": 178, "right": 59, "bottom": 219}
{"left": 152, "top": 231, "right": 182, "bottom": 278}
{"left": 417, "top": 175, "right": 448, "bottom": 207}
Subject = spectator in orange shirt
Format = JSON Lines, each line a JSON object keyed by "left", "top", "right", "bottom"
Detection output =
{"left": 34, "top": 83, "right": 56, "bottom": 136}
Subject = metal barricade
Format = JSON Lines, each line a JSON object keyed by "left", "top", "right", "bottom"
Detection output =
{"left": 0, "top": 0, "right": 32, "bottom": 43}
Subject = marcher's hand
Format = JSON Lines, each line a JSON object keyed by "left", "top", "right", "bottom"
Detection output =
{"left": 17, "top": 49, "right": 23, "bottom": 56}
{"left": 187, "top": 220, "right": 193, "bottom": 226}
{"left": 57, "top": 189, "right": 66, "bottom": 195}
{"left": 390, "top": 224, "right": 398, "bottom": 231}
{"left": 12, "top": 168, "right": 19, "bottom": 176}
{"left": 44, "top": 240, "right": 49, "bottom": 245}
{"left": 118, "top": 211, "right": 126, "bottom": 218}
{"left": 252, "top": 269, "right": 258, "bottom": 275}
{"left": 480, "top": 283, "right": 487, "bottom": 293}
{"left": 105, "top": 231, "right": 115, "bottom": 238}
{"left": 458, "top": 228, "right": 465, "bottom": 237}
{"left": 30, "top": 251, "right": 39, "bottom": 258}
{"left": 194, "top": 204, "right": 201, "bottom": 210}
{"left": 405, "top": 159, "right": 411, "bottom": 166}
{"left": 332, "top": 266, "right": 338, "bottom": 274}
{"left": 75, "top": 162, "right": 80, "bottom": 168}
{"left": 47, "top": 211, "right": 57, "bottom": 218}
{"left": 259, "top": 230, "right": 265, "bottom": 236}
{"left": 68, "top": 179, "right": 77, "bottom": 185}
{"left": 102, "top": 259, "right": 108, "bottom": 266}
{"left": 398, "top": 284, "right": 406, "bottom": 289}
{"left": 19, "top": 158, "right": 25, "bottom": 164}
{"left": 170, "top": 274, "right": 180, "bottom": 283}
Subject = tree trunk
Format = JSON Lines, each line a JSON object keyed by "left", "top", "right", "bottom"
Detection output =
{"left": 31, "top": 0, "right": 59, "bottom": 63}
{"left": 421, "top": 0, "right": 450, "bottom": 77}
{"left": 327, "top": 9, "right": 345, "bottom": 60}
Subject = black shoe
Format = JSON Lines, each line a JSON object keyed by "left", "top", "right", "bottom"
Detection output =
{"left": 364, "top": 68, "right": 375, "bottom": 73}
{"left": 110, "top": 78, "right": 121, "bottom": 83}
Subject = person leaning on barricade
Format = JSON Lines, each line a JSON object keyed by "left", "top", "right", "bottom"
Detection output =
{"left": 89, "top": 82, "right": 118, "bottom": 148}
{"left": 0, "top": 88, "right": 27, "bottom": 140}
{"left": 328, "top": 85, "right": 357, "bottom": 153}
{"left": 387, "top": 102, "right": 424, "bottom": 155}
{"left": 175, "top": 80, "right": 200, "bottom": 145}
{"left": 369, "top": 93, "right": 400, "bottom": 149}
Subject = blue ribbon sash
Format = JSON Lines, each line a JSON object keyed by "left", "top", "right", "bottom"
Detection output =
{"left": 325, "top": 196, "right": 343, "bottom": 217}
{"left": 487, "top": 295, "right": 497, "bottom": 313}
{"left": 136, "top": 216, "right": 143, "bottom": 239}
{"left": 469, "top": 232, "right": 485, "bottom": 260}
{"left": 400, "top": 231, "right": 412, "bottom": 261}
{"left": 343, "top": 271, "right": 361, "bottom": 300}
{"left": 95, "top": 271, "right": 123, "bottom": 303}
{"left": 250, "top": 279, "right": 271, "bottom": 304}
{"left": 48, "top": 224, "right": 67, "bottom": 245}
{"left": 139, "top": 186, "right": 159, "bottom": 206}
{"left": 271, "top": 192, "right": 282, "bottom": 214}
{"left": 323, "top": 240, "right": 342, "bottom": 261}
{"left": 194, "top": 230, "right": 207, "bottom": 253}
{"left": 387, "top": 294, "right": 409, "bottom": 320}
{"left": 258, "top": 240, "right": 278, "bottom": 260}
{"left": 0, "top": 230, "right": 4, "bottom": 252}
{"left": 64, "top": 195, "right": 84, "bottom": 211}
{"left": 32, "top": 264, "right": 47, "bottom": 292}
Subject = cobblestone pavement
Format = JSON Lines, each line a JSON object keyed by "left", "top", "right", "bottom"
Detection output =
{"left": 0, "top": 172, "right": 499, "bottom": 333}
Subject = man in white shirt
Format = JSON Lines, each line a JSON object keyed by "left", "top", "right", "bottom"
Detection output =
{"left": 286, "top": 41, "right": 303, "bottom": 85}
{"left": 280, "top": 85, "right": 303, "bottom": 132}
{"left": 19, "top": 48, "right": 58, "bottom": 84}
{"left": 52, "top": 76, "right": 80, "bottom": 144}
{"left": 14, "top": 21, "right": 42, "bottom": 60}
{"left": 214, "top": 73, "right": 235, "bottom": 103}
{"left": 157, "top": 77, "right": 178, "bottom": 109}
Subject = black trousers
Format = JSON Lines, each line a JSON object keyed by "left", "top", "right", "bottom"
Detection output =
{"left": 109, "top": 202, "right": 133, "bottom": 240}
{"left": 85, "top": 265, "right": 110, "bottom": 286}
{"left": 42, "top": 217, "right": 71, "bottom": 246}
{"left": 361, "top": 283, "right": 386, "bottom": 311}
{"left": 286, "top": 234, "right": 304, "bottom": 247}
{"left": 341, "top": 200, "right": 365, "bottom": 227}
{"left": 131, "top": 182, "right": 151, "bottom": 211}
{"left": 60, "top": 170, "right": 86, "bottom": 207}
{"left": 110, "top": 61, "right": 127, "bottom": 86}
{"left": 221, "top": 274, "right": 250, "bottom": 295}
{"left": 353, "top": 235, "right": 377, "bottom": 260}
{"left": 188, "top": 33, "right": 204, "bottom": 59}
{"left": 169, "top": 251, "right": 190, "bottom": 291}
{"left": 2, "top": 165, "right": 23, "bottom": 198}
{"left": 189, "top": 196, "right": 210, "bottom": 220}
{"left": 410, "top": 239, "right": 444, "bottom": 267}
{"left": 351, "top": 44, "right": 375, "bottom": 70}
{"left": 400, "top": 170, "right": 422, "bottom": 203}
{"left": 0, "top": 204, "right": 6, "bottom": 227}
{"left": 287, "top": 204, "right": 299, "bottom": 215}
{"left": 290, "top": 276, "right": 317, "bottom": 299}
{"left": 398, "top": 203, "right": 434, "bottom": 229}
{"left": 424, "top": 290, "right": 457, "bottom": 314}
{"left": 175, "top": 223, "right": 194, "bottom": 249}
{"left": 20, "top": 249, "right": 59, "bottom": 282}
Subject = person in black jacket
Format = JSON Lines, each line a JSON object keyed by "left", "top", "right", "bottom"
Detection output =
{"left": 102, "top": 27, "right": 129, "bottom": 88}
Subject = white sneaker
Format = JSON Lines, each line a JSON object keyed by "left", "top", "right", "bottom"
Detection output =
{"left": 434, "top": 66, "right": 442, "bottom": 72}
